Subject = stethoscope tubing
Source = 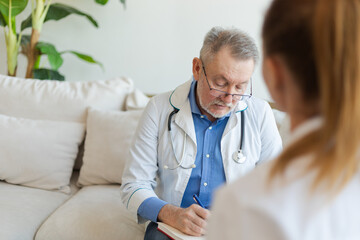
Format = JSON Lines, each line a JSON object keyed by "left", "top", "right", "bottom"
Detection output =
{"left": 240, "top": 110, "right": 245, "bottom": 150}
{"left": 168, "top": 108, "right": 179, "bottom": 131}
{"left": 165, "top": 107, "right": 246, "bottom": 170}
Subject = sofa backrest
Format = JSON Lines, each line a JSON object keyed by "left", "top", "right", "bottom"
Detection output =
{"left": 0, "top": 75, "right": 134, "bottom": 123}
{"left": 0, "top": 74, "right": 142, "bottom": 172}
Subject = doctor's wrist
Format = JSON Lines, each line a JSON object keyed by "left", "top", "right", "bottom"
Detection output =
{"left": 157, "top": 204, "right": 179, "bottom": 224}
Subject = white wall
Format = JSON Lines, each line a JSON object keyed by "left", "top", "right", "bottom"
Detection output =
{"left": 0, "top": 0, "right": 272, "bottom": 100}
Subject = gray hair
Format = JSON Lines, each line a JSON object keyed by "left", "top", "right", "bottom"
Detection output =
{"left": 200, "top": 26, "right": 259, "bottom": 65}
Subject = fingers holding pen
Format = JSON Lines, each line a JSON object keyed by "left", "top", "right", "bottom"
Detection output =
{"left": 183, "top": 204, "right": 210, "bottom": 236}
{"left": 158, "top": 204, "right": 210, "bottom": 236}
{"left": 192, "top": 203, "right": 211, "bottom": 220}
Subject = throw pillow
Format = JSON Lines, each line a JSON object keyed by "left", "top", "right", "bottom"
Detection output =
{"left": 78, "top": 108, "right": 143, "bottom": 186}
{"left": 125, "top": 88, "right": 150, "bottom": 111}
{"left": 0, "top": 74, "right": 135, "bottom": 123}
{"left": 0, "top": 114, "right": 85, "bottom": 193}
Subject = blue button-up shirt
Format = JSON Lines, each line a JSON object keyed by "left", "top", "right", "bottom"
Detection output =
{"left": 137, "top": 80, "right": 228, "bottom": 222}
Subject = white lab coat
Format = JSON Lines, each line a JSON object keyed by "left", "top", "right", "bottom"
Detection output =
{"left": 120, "top": 79, "right": 282, "bottom": 223}
{"left": 207, "top": 117, "right": 360, "bottom": 240}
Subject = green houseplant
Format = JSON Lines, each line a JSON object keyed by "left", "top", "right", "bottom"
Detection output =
{"left": 0, "top": 0, "right": 125, "bottom": 80}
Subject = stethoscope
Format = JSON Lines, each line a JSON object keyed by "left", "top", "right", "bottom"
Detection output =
{"left": 164, "top": 107, "right": 246, "bottom": 170}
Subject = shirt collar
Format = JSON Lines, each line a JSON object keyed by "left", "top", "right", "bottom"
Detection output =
{"left": 188, "top": 77, "right": 231, "bottom": 120}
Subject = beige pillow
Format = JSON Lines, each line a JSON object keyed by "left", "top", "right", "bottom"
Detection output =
{"left": 0, "top": 114, "right": 85, "bottom": 193}
{"left": 125, "top": 88, "right": 150, "bottom": 111}
{"left": 0, "top": 74, "right": 134, "bottom": 123}
{"left": 78, "top": 108, "right": 143, "bottom": 186}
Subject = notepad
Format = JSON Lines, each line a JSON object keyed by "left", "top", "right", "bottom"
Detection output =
{"left": 157, "top": 222, "right": 205, "bottom": 240}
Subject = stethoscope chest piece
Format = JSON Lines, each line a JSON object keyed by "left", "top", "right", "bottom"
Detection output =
{"left": 232, "top": 150, "right": 246, "bottom": 164}
{"left": 166, "top": 104, "right": 248, "bottom": 169}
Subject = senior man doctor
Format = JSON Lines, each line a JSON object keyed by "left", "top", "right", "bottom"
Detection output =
{"left": 120, "top": 27, "right": 282, "bottom": 240}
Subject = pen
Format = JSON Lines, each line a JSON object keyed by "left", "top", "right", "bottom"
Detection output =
{"left": 193, "top": 194, "right": 205, "bottom": 208}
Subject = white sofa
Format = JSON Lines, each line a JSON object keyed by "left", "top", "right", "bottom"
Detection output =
{"left": 0, "top": 74, "right": 289, "bottom": 240}
{"left": 0, "top": 74, "right": 149, "bottom": 240}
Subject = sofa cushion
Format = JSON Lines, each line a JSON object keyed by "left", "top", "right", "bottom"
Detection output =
{"left": 0, "top": 172, "right": 79, "bottom": 240}
{"left": 124, "top": 88, "right": 150, "bottom": 111}
{"left": 78, "top": 108, "right": 143, "bottom": 186}
{"left": 0, "top": 114, "right": 84, "bottom": 193}
{"left": 0, "top": 74, "right": 134, "bottom": 123}
{"left": 35, "top": 185, "right": 146, "bottom": 240}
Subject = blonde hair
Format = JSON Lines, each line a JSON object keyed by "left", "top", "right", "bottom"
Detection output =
{"left": 263, "top": 0, "right": 360, "bottom": 192}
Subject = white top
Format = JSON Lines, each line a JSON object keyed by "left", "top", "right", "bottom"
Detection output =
{"left": 120, "top": 79, "right": 282, "bottom": 223}
{"left": 207, "top": 117, "right": 360, "bottom": 240}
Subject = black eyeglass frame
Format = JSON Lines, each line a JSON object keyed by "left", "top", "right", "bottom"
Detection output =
{"left": 202, "top": 65, "right": 252, "bottom": 101}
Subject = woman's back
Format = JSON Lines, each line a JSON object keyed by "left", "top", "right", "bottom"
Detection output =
{"left": 207, "top": 0, "right": 360, "bottom": 238}
{"left": 209, "top": 118, "right": 360, "bottom": 240}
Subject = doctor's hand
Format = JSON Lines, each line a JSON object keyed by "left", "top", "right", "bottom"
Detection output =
{"left": 158, "top": 204, "right": 210, "bottom": 236}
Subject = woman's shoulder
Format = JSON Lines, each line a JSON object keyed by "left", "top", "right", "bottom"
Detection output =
{"left": 220, "top": 155, "right": 315, "bottom": 210}
{"left": 210, "top": 156, "right": 315, "bottom": 239}
{"left": 212, "top": 156, "right": 360, "bottom": 239}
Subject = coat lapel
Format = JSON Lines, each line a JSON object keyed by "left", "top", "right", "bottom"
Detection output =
{"left": 169, "top": 79, "right": 197, "bottom": 146}
{"left": 222, "top": 100, "right": 248, "bottom": 137}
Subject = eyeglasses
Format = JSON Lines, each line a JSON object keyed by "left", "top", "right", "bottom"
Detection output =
{"left": 202, "top": 65, "right": 252, "bottom": 101}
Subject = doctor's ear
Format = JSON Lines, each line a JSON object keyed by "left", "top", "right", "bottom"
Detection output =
{"left": 192, "top": 58, "right": 202, "bottom": 81}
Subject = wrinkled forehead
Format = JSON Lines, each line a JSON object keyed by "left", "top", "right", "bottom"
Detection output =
{"left": 205, "top": 54, "right": 255, "bottom": 84}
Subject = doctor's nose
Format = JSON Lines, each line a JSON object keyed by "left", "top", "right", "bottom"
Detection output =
{"left": 221, "top": 93, "right": 235, "bottom": 103}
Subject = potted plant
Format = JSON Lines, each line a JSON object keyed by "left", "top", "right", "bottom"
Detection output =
{"left": 0, "top": 0, "right": 125, "bottom": 80}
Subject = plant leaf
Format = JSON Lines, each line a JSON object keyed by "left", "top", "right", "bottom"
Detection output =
{"left": 95, "top": 0, "right": 109, "bottom": 5}
{"left": 0, "top": 0, "right": 28, "bottom": 17}
{"left": 20, "top": 13, "right": 30, "bottom": 30}
{"left": 36, "top": 42, "right": 63, "bottom": 70}
{"left": 62, "top": 50, "right": 104, "bottom": 70}
{"left": 22, "top": 3, "right": 99, "bottom": 30}
{"left": 20, "top": 33, "right": 30, "bottom": 45}
{"left": 19, "top": 33, "right": 30, "bottom": 55}
{"left": 33, "top": 68, "right": 65, "bottom": 81}
{"left": 0, "top": 11, "right": 6, "bottom": 26}
{"left": 46, "top": 3, "right": 98, "bottom": 27}
{"left": 94, "top": 0, "right": 125, "bottom": 7}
